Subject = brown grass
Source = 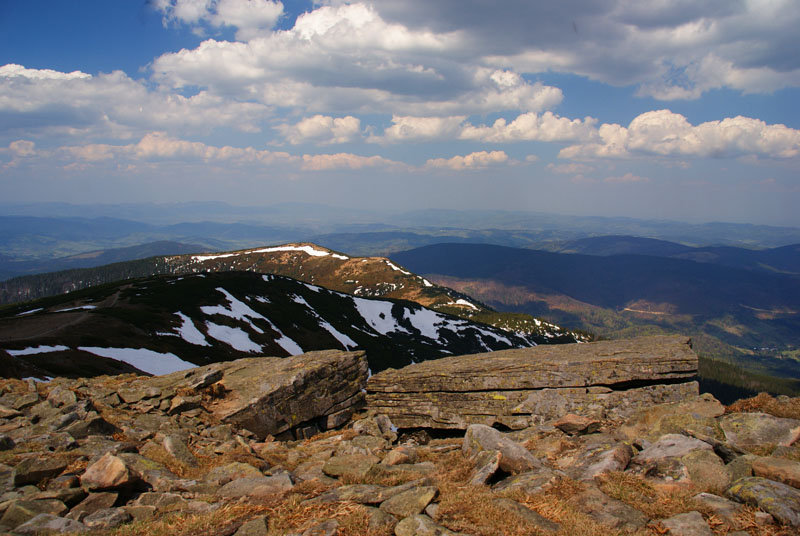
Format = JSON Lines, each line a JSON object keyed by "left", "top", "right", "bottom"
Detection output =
{"left": 727, "top": 392, "right": 800, "bottom": 420}
{"left": 596, "top": 472, "right": 702, "bottom": 520}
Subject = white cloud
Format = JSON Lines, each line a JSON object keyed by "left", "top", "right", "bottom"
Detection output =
{"left": 369, "top": 115, "right": 466, "bottom": 143}
{"left": 373, "top": 0, "right": 800, "bottom": 99}
{"left": 0, "top": 64, "right": 270, "bottom": 139}
{"left": 9, "top": 140, "right": 35, "bottom": 157}
{"left": 156, "top": 0, "right": 284, "bottom": 40}
{"left": 300, "top": 152, "right": 404, "bottom": 171}
{"left": 277, "top": 115, "right": 361, "bottom": 145}
{"left": 151, "top": 3, "right": 563, "bottom": 116}
{"left": 426, "top": 150, "right": 508, "bottom": 171}
{"left": 459, "top": 112, "right": 597, "bottom": 143}
{"left": 604, "top": 172, "right": 650, "bottom": 183}
{"left": 560, "top": 110, "right": 800, "bottom": 160}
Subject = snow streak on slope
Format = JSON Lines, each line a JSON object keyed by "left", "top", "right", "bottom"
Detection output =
{"left": 78, "top": 346, "right": 195, "bottom": 375}
{"left": 353, "top": 297, "right": 410, "bottom": 336}
{"left": 291, "top": 294, "right": 357, "bottom": 350}
{"left": 205, "top": 322, "right": 262, "bottom": 353}
{"left": 191, "top": 244, "right": 348, "bottom": 262}
{"left": 7, "top": 345, "right": 69, "bottom": 356}
{"left": 174, "top": 312, "right": 210, "bottom": 346}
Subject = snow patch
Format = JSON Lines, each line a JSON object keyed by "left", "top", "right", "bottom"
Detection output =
{"left": 385, "top": 260, "right": 410, "bottom": 275}
{"left": 16, "top": 308, "right": 43, "bottom": 316}
{"left": 292, "top": 294, "right": 357, "bottom": 350}
{"left": 205, "top": 322, "right": 263, "bottom": 353}
{"left": 6, "top": 345, "right": 69, "bottom": 356}
{"left": 175, "top": 312, "right": 210, "bottom": 346}
{"left": 55, "top": 305, "right": 97, "bottom": 312}
{"left": 194, "top": 245, "right": 348, "bottom": 262}
{"left": 403, "top": 307, "right": 443, "bottom": 340}
{"left": 352, "top": 297, "right": 409, "bottom": 335}
{"left": 454, "top": 299, "right": 478, "bottom": 310}
{"left": 78, "top": 347, "right": 196, "bottom": 376}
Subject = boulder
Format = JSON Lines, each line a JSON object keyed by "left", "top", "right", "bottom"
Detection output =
{"left": 0, "top": 499, "right": 67, "bottom": 529}
{"left": 492, "top": 498, "right": 560, "bottom": 532}
{"left": 11, "top": 513, "right": 87, "bottom": 535}
{"left": 12, "top": 457, "right": 69, "bottom": 487}
{"left": 379, "top": 485, "right": 437, "bottom": 518}
{"left": 752, "top": 456, "right": 800, "bottom": 489}
{"left": 658, "top": 511, "right": 713, "bottom": 535}
{"left": 567, "top": 486, "right": 648, "bottom": 531}
{"left": 367, "top": 336, "right": 698, "bottom": 429}
{"left": 726, "top": 476, "right": 800, "bottom": 526}
{"left": 394, "top": 514, "right": 459, "bottom": 536}
{"left": 553, "top": 414, "right": 601, "bottom": 436}
{"left": 235, "top": 515, "right": 269, "bottom": 536}
{"left": 80, "top": 453, "right": 138, "bottom": 491}
{"left": 719, "top": 412, "right": 800, "bottom": 454}
{"left": 198, "top": 351, "right": 368, "bottom": 440}
{"left": 217, "top": 474, "right": 294, "bottom": 499}
{"left": 463, "top": 424, "right": 542, "bottom": 474}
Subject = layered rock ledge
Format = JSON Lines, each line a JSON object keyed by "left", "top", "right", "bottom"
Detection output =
{"left": 366, "top": 335, "right": 698, "bottom": 429}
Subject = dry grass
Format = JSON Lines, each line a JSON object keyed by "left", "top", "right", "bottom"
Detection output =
{"left": 727, "top": 392, "right": 800, "bottom": 420}
{"left": 596, "top": 472, "right": 702, "bottom": 520}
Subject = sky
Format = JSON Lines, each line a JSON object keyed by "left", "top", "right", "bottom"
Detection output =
{"left": 1, "top": 0, "right": 800, "bottom": 226}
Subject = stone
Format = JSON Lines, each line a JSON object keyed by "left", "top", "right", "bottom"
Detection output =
{"left": 0, "top": 499, "right": 67, "bottom": 529}
{"left": 379, "top": 486, "right": 438, "bottom": 518}
{"left": 631, "top": 434, "right": 712, "bottom": 464}
{"left": 309, "top": 479, "right": 430, "bottom": 506}
{"left": 726, "top": 476, "right": 800, "bottom": 526}
{"left": 682, "top": 450, "right": 731, "bottom": 493}
{"left": 62, "top": 414, "right": 119, "bottom": 439}
{"left": 493, "top": 468, "right": 563, "bottom": 496}
{"left": 394, "top": 514, "right": 459, "bottom": 536}
{"left": 366, "top": 507, "right": 397, "bottom": 532}
{"left": 163, "top": 434, "right": 198, "bottom": 467}
{"left": 719, "top": 412, "right": 800, "bottom": 454}
{"left": 205, "top": 462, "right": 264, "bottom": 486}
{"left": 553, "top": 414, "right": 601, "bottom": 436}
{"left": 132, "top": 492, "right": 187, "bottom": 510}
{"left": 567, "top": 486, "right": 648, "bottom": 531}
{"left": 619, "top": 393, "right": 725, "bottom": 443}
{"left": 66, "top": 492, "right": 118, "bottom": 521}
{"left": 12, "top": 457, "right": 69, "bottom": 487}
{"left": 0, "top": 434, "right": 14, "bottom": 451}
{"left": 11, "top": 513, "right": 87, "bottom": 535}
{"left": 557, "top": 436, "right": 633, "bottom": 481}
{"left": 659, "top": 511, "right": 713, "bottom": 535}
{"left": 302, "top": 519, "right": 338, "bottom": 536}
{"left": 322, "top": 454, "right": 379, "bottom": 479}
{"left": 463, "top": 424, "right": 541, "bottom": 474}
{"left": 752, "top": 456, "right": 800, "bottom": 489}
{"left": 35, "top": 488, "right": 86, "bottom": 508}
{"left": 383, "top": 446, "right": 416, "bottom": 466}
{"left": 235, "top": 515, "right": 269, "bottom": 536}
{"left": 83, "top": 507, "right": 132, "bottom": 530}
{"left": 80, "top": 453, "right": 138, "bottom": 491}
{"left": 469, "top": 449, "right": 502, "bottom": 485}
{"left": 367, "top": 336, "right": 698, "bottom": 429}
{"left": 217, "top": 474, "right": 294, "bottom": 499}
{"left": 492, "top": 498, "right": 560, "bottom": 532}
{"left": 195, "top": 351, "right": 368, "bottom": 440}
{"left": 692, "top": 493, "right": 740, "bottom": 524}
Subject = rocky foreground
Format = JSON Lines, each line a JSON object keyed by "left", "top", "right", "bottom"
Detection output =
{"left": 0, "top": 337, "right": 799, "bottom": 535}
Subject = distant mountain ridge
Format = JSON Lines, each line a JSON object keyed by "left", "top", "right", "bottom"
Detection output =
{"left": 0, "top": 271, "right": 542, "bottom": 378}
{"left": 0, "top": 242, "right": 584, "bottom": 343}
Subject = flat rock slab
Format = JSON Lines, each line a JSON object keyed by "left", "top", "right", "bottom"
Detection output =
{"left": 367, "top": 336, "right": 698, "bottom": 429}
{"left": 568, "top": 486, "right": 649, "bottom": 531}
{"left": 726, "top": 476, "right": 800, "bottom": 526}
{"left": 752, "top": 456, "right": 800, "bottom": 489}
{"left": 659, "top": 511, "right": 713, "bottom": 536}
{"left": 199, "top": 350, "right": 369, "bottom": 440}
{"left": 719, "top": 413, "right": 800, "bottom": 454}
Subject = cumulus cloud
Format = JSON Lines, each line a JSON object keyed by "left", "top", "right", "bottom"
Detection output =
{"left": 155, "top": 0, "right": 284, "bottom": 40}
{"left": 0, "top": 64, "right": 270, "bottom": 139}
{"left": 459, "top": 112, "right": 597, "bottom": 143}
{"left": 151, "top": 3, "right": 563, "bottom": 115}
{"left": 426, "top": 150, "right": 508, "bottom": 170}
{"left": 301, "top": 152, "right": 404, "bottom": 171}
{"left": 277, "top": 115, "right": 361, "bottom": 145}
{"left": 560, "top": 110, "right": 800, "bottom": 160}
{"left": 372, "top": 0, "right": 800, "bottom": 99}
{"left": 9, "top": 140, "right": 36, "bottom": 157}
{"left": 369, "top": 115, "right": 466, "bottom": 143}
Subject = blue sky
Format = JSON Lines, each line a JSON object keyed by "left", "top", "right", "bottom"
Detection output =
{"left": 1, "top": 0, "right": 800, "bottom": 226}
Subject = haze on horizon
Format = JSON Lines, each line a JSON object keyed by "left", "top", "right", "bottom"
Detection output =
{"left": 1, "top": 0, "right": 800, "bottom": 227}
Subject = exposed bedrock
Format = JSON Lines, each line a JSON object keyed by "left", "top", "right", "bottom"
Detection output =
{"left": 366, "top": 335, "right": 698, "bottom": 429}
